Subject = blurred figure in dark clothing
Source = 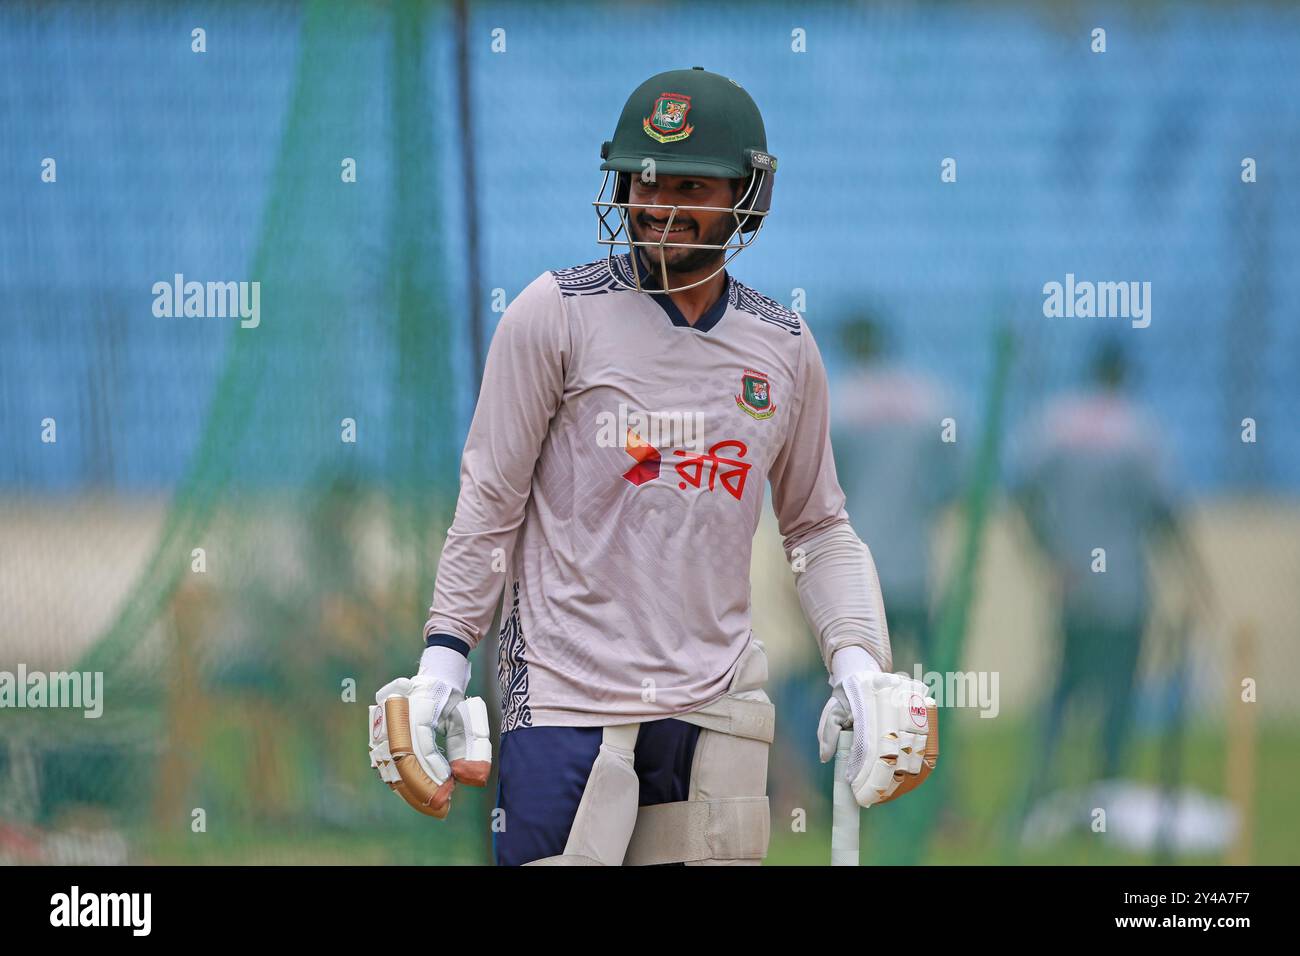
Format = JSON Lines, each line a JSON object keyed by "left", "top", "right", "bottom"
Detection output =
{"left": 1010, "top": 338, "right": 1205, "bottom": 825}
{"left": 831, "top": 315, "right": 964, "bottom": 672}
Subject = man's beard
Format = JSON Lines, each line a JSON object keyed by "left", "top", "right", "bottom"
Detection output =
{"left": 635, "top": 214, "right": 737, "bottom": 275}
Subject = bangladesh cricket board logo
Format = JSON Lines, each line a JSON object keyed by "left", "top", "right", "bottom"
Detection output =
{"left": 643, "top": 92, "right": 694, "bottom": 144}
{"left": 735, "top": 368, "right": 776, "bottom": 420}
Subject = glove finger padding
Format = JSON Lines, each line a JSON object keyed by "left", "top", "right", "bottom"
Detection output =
{"left": 834, "top": 672, "right": 939, "bottom": 808}
{"left": 816, "top": 694, "right": 852, "bottom": 764}
{"left": 880, "top": 700, "right": 939, "bottom": 804}
{"left": 446, "top": 696, "right": 492, "bottom": 787}
{"left": 369, "top": 677, "right": 494, "bottom": 819}
{"left": 382, "top": 694, "right": 457, "bottom": 818}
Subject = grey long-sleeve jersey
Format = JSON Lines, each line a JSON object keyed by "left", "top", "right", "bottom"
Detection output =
{"left": 424, "top": 254, "right": 850, "bottom": 728}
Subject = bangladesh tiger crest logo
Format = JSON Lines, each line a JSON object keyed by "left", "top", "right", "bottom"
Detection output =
{"left": 735, "top": 368, "right": 776, "bottom": 420}
{"left": 643, "top": 93, "right": 694, "bottom": 144}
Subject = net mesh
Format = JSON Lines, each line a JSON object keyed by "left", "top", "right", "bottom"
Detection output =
{"left": 1, "top": 0, "right": 1297, "bottom": 866}
{"left": 1, "top": 0, "right": 483, "bottom": 863}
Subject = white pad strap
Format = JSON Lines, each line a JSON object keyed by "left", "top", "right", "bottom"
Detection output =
{"left": 624, "top": 797, "right": 770, "bottom": 866}
{"left": 554, "top": 724, "right": 641, "bottom": 866}
{"left": 526, "top": 854, "right": 604, "bottom": 866}
{"left": 674, "top": 694, "right": 774, "bottom": 743}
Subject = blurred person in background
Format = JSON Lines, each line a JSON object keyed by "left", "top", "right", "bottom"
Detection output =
{"left": 831, "top": 314, "right": 964, "bottom": 672}
{"left": 1009, "top": 338, "right": 1207, "bottom": 827}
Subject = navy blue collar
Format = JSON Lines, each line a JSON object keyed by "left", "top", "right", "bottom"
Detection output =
{"left": 630, "top": 251, "right": 732, "bottom": 334}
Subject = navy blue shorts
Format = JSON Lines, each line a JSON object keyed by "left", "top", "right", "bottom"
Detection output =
{"left": 494, "top": 719, "right": 701, "bottom": 866}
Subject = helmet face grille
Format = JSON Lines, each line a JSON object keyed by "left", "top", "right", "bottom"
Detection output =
{"left": 592, "top": 168, "right": 772, "bottom": 294}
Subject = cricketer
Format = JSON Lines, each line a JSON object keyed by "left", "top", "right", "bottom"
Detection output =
{"left": 368, "top": 67, "right": 938, "bottom": 865}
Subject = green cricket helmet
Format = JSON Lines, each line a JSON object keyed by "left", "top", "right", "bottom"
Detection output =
{"left": 593, "top": 67, "right": 777, "bottom": 293}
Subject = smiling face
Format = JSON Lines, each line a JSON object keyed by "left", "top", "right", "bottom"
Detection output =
{"left": 626, "top": 173, "right": 743, "bottom": 276}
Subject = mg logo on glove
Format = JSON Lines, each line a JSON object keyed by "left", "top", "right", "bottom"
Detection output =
{"left": 909, "top": 696, "right": 928, "bottom": 729}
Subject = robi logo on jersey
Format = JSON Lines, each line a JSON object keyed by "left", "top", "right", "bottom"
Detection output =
{"left": 622, "top": 429, "right": 752, "bottom": 500}
{"left": 622, "top": 429, "right": 662, "bottom": 486}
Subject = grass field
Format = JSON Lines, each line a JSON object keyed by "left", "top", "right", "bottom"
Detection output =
{"left": 4, "top": 497, "right": 1297, "bottom": 866}
{"left": 84, "top": 718, "right": 1293, "bottom": 866}
{"left": 768, "top": 718, "right": 1300, "bottom": 866}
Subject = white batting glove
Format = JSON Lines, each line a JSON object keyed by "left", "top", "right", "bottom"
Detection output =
{"left": 818, "top": 671, "right": 938, "bottom": 808}
{"left": 368, "top": 648, "right": 492, "bottom": 819}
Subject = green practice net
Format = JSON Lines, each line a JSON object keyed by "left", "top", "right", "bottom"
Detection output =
{"left": 3, "top": 0, "right": 486, "bottom": 864}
